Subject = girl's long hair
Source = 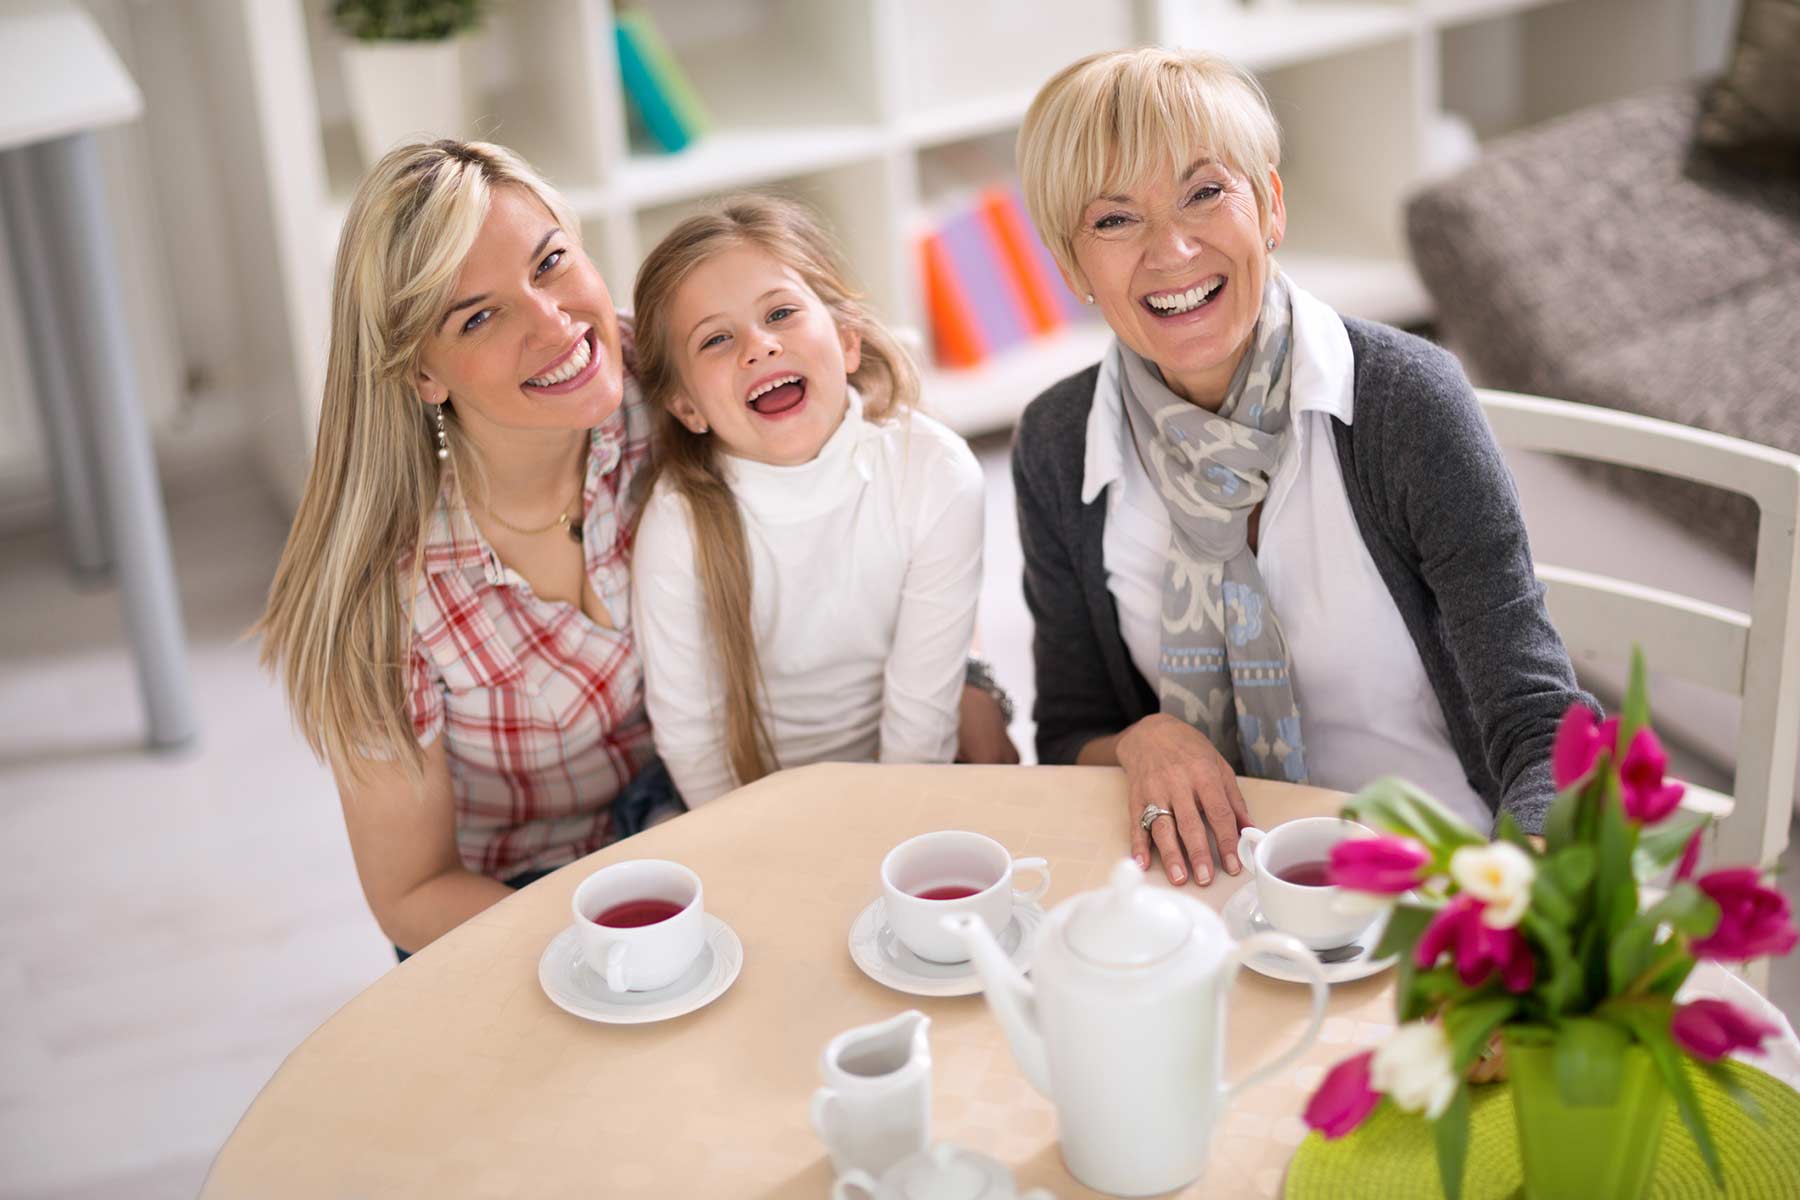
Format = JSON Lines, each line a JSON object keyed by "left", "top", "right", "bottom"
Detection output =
{"left": 630, "top": 193, "right": 919, "bottom": 788}
{"left": 257, "top": 139, "right": 578, "bottom": 786}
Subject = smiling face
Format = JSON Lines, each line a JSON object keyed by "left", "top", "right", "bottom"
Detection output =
{"left": 415, "top": 186, "right": 624, "bottom": 441}
{"left": 1069, "top": 157, "right": 1284, "bottom": 409}
{"left": 664, "top": 244, "right": 862, "bottom": 467}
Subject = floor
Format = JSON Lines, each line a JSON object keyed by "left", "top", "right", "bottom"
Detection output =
{"left": 1, "top": 437, "right": 1796, "bottom": 1198}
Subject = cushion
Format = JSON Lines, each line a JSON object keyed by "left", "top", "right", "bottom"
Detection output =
{"left": 1696, "top": 0, "right": 1800, "bottom": 170}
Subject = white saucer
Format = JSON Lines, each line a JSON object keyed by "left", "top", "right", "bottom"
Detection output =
{"left": 538, "top": 913, "right": 743, "bottom": 1024}
{"left": 1221, "top": 887, "right": 1398, "bottom": 985}
{"left": 848, "top": 897, "right": 1045, "bottom": 997}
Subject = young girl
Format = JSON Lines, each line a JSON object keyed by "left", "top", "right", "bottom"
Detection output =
{"left": 630, "top": 195, "right": 986, "bottom": 805}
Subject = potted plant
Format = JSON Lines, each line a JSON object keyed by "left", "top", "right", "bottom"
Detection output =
{"left": 1302, "top": 649, "right": 1797, "bottom": 1199}
{"left": 332, "top": 0, "right": 487, "bottom": 167}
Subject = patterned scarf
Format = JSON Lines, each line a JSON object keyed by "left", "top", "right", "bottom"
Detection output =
{"left": 1113, "top": 272, "right": 1308, "bottom": 783}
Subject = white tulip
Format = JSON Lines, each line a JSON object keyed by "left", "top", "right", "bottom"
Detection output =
{"left": 1371, "top": 1020, "right": 1458, "bottom": 1120}
{"left": 1450, "top": 841, "right": 1536, "bottom": 929}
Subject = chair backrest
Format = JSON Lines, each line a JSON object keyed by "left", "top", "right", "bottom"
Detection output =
{"left": 1476, "top": 389, "right": 1800, "bottom": 870}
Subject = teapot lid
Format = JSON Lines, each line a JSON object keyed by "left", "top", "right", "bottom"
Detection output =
{"left": 885, "top": 1143, "right": 1010, "bottom": 1200}
{"left": 1063, "top": 859, "right": 1192, "bottom": 967}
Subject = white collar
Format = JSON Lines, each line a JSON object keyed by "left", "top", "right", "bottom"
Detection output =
{"left": 1080, "top": 280, "right": 1355, "bottom": 505}
{"left": 722, "top": 385, "right": 881, "bottom": 521}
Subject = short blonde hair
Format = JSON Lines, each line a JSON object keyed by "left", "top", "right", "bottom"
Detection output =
{"left": 1017, "top": 48, "right": 1281, "bottom": 283}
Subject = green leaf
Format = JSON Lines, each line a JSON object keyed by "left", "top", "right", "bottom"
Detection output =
{"left": 1433, "top": 1084, "right": 1471, "bottom": 1200}
{"left": 1543, "top": 778, "right": 1586, "bottom": 855}
{"left": 1445, "top": 996, "right": 1518, "bottom": 1071}
{"left": 1607, "top": 920, "right": 1658, "bottom": 996}
{"left": 1642, "top": 883, "right": 1721, "bottom": 940}
{"left": 1607, "top": 1000, "right": 1725, "bottom": 1189}
{"left": 1522, "top": 911, "right": 1584, "bottom": 1014}
{"left": 1374, "top": 902, "right": 1436, "bottom": 962}
{"left": 1646, "top": 955, "right": 1699, "bottom": 999}
{"left": 1409, "top": 965, "right": 1466, "bottom": 1011}
{"left": 1532, "top": 845, "right": 1596, "bottom": 929}
{"left": 1494, "top": 812, "right": 1529, "bottom": 850}
{"left": 1701, "top": 1060, "right": 1765, "bottom": 1125}
{"left": 1551, "top": 1017, "right": 1631, "bottom": 1105}
{"left": 1620, "top": 645, "right": 1651, "bottom": 750}
{"left": 1634, "top": 808, "right": 1711, "bottom": 883}
{"left": 1341, "top": 777, "right": 1485, "bottom": 856}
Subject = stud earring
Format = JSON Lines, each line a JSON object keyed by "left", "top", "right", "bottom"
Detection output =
{"left": 1084, "top": 293, "right": 1095, "bottom": 305}
{"left": 434, "top": 404, "right": 448, "bottom": 461}
{"left": 1266, "top": 237, "right": 1277, "bottom": 251}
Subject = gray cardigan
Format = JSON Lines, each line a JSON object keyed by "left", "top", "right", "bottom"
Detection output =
{"left": 1011, "top": 317, "right": 1593, "bottom": 832}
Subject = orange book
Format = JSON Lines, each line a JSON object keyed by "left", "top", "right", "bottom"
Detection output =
{"left": 978, "top": 186, "right": 1063, "bottom": 337}
{"left": 921, "top": 231, "right": 986, "bottom": 368}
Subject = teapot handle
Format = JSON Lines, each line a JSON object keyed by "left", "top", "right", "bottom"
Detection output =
{"left": 1217, "top": 931, "right": 1328, "bottom": 1105}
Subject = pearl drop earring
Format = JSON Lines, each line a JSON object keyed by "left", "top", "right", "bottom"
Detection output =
{"left": 434, "top": 404, "right": 448, "bottom": 460}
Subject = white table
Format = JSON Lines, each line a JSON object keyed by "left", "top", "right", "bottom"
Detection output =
{"left": 0, "top": 0, "right": 196, "bottom": 748}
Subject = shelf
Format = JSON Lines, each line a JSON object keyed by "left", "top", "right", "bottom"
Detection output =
{"left": 616, "top": 126, "right": 889, "bottom": 209}
{"left": 1423, "top": 0, "right": 1576, "bottom": 29}
{"left": 899, "top": 88, "right": 1038, "bottom": 151}
{"left": 1154, "top": 3, "right": 1419, "bottom": 73}
{"left": 923, "top": 323, "right": 1114, "bottom": 438}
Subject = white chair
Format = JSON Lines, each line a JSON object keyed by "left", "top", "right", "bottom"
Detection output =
{"left": 1477, "top": 389, "right": 1800, "bottom": 874}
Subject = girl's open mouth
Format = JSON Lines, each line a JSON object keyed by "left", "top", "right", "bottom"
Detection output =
{"left": 745, "top": 373, "right": 807, "bottom": 418}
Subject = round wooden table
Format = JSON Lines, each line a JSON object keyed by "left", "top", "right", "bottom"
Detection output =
{"left": 199, "top": 764, "right": 1794, "bottom": 1198}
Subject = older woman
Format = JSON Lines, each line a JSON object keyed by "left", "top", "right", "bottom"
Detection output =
{"left": 1012, "top": 48, "right": 1591, "bottom": 887}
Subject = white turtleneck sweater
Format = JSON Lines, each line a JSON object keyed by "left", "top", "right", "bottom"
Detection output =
{"left": 632, "top": 394, "right": 985, "bottom": 807}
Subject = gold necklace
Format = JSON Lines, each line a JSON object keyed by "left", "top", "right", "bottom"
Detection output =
{"left": 483, "top": 487, "right": 585, "bottom": 542}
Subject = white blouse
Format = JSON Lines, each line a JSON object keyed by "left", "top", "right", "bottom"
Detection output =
{"left": 1085, "top": 284, "right": 1492, "bottom": 832}
{"left": 634, "top": 393, "right": 985, "bottom": 807}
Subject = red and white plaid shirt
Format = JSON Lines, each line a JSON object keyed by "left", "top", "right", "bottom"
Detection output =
{"left": 407, "top": 373, "right": 657, "bottom": 880}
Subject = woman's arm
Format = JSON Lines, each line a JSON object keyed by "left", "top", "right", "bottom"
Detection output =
{"left": 879, "top": 428, "right": 986, "bottom": 763}
{"left": 335, "top": 737, "right": 511, "bottom": 955}
{"left": 632, "top": 490, "right": 740, "bottom": 807}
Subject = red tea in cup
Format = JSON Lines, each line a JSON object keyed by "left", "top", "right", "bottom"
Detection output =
{"left": 913, "top": 884, "right": 983, "bottom": 901}
{"left": 1274, "top": 860, "right": 1333, "bottom": 888}
{"left": 594, "top": 898, "right": 685, "bottom": 928}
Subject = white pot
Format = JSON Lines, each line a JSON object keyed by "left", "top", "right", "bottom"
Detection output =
{"left": 338, "top": 34, "right": 482, "bottom": 166}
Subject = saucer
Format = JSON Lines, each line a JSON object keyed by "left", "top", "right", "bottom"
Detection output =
{"left": 538, "top": 913, "right": 743, "bottom": 1024}
{"left": 1221, "top": 886, "right": 1397, "bottom": 985}
{"left": 848, "top": 897, "right": 1044, "bottom": 997}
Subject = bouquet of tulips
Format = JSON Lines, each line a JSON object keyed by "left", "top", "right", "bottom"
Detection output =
{"left": 1301, "top": 650, "right": 1797, "bottom": 1198}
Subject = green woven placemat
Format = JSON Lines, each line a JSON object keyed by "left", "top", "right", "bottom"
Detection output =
{"left": 1286, "top": 1059, "right": 1800, "bottom": 1199}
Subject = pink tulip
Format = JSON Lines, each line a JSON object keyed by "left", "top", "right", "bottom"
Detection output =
{"left": 1618, "top": 728, "right": 1684, "bottom": 824}
{"left": 1690, "top": 868, "right": 1799, "bottom": 961}
{"left": 1329, "top": 836, "right": 1432, "bottom": 894}
{"left": 1674, "top": 830, "right": 1704, "bottom": 882}
{"left": 1671, "top": 998, "right": 1781, "bottom": 1061}
{"left": 1552, "top": 705, "right": 1620, "bottom": 788}
{"left": 1416, "top": 895, "right": 1536, "bottom": 992}
{"left": 1304, "top": 1051, "right": 1381, "bottom": 1139}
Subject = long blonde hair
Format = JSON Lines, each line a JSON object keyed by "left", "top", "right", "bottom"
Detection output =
{"left": 630, "top": 193, "right": 919, "bottom": 788}
{"left": 258, "top": 139, "right": 578, "bottom": 784}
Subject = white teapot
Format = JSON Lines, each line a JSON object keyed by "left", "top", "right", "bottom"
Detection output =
{"left": 946, "top": 858, "right": 1328, "bottom": 1197}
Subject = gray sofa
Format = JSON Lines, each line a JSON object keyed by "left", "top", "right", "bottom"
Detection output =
{"left": 1405, "top": 84, "right": 1800, "bottom": 563}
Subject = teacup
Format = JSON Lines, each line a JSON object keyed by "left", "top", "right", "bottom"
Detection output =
{"left": 1239, "top": 818, "right": 1378, "bottom": 951}
{"left": 571, "top": 859, "right": 705, "bottom": 992}
{"left": 880, "top": 830, "right": 1049, "bottom": 964}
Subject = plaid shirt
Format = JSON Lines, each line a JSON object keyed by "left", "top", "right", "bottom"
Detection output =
{"left": 407, "top": 374, "right": 657, "bottom": 879}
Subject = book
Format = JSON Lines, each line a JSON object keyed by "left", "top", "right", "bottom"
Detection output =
{"left": 977, "top": 186, "right": 1063, "bottom": 337}
{"left": 936, "top": 204, "right": 1030, "bottom": 358}
{"left": 1006, "top": 185, "right": 1090, "bottom": 323}
{"left": 616, "top": 8, "right": 710, "bottom": 137}
{"left": 614, "top": 13, "right": 695, "bottom": 153}
{"left": 920, "top": 230, "right": 985, "bottom": 369}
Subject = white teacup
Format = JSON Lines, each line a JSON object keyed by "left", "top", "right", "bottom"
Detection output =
{"left": 880, "top": 830, "right": 1049, "bottom": 964}
{"left": 571, "top": 859, "right": 705, "bottom": 992}
{"left": 1239, "top": 818, "right": 1378, "bottom": 951}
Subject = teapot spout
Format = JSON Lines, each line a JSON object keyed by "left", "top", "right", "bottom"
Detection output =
{"left": 942, "top": 912, "right": 1052, "bottom": 1098}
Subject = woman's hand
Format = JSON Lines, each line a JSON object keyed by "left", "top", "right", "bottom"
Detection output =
{"left": 956, "top": 683, "right": 1021, "bottom": 764}
{"left": 1115, "top": 713, "right": 1253, "bottom": 886}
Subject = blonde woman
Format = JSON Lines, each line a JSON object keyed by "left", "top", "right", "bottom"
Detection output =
{"left": 1011, "top": 50, "right": 1593, "bottom": 887}
{"left": 628, "top": 195, "right": 985, "bottom": 805}
{"left": 260, "top": 143, "right": 1012, "bottom": 957}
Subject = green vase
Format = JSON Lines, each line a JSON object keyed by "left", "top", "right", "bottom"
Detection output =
{"left": 1505, "top": 1034, "right": 1670, "bottom": 1200}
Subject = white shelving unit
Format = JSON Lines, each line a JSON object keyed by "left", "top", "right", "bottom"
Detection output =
{"left": 225, "top": 0, "right": 1718, "bottom": 491}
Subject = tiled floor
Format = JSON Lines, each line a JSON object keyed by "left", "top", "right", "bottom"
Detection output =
{"left": 1, "top": 438, "right": 1795, "bottom": 1198}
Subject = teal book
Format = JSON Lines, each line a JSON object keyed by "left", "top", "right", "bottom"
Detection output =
{"left": 617, "top": 8, "right": 710, "bottom": 137}
{"left": 615, "top": 18, "right": 691, "bottom": 153}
